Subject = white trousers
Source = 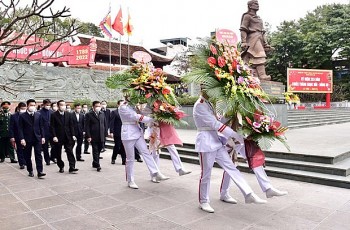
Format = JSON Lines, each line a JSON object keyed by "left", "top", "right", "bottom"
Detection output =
{"left": 123, "top": 137, "right": 160, "bottom": 182}
{"left": 220, "top": 165, "right": 272, "bottom": 197}
{"left": 198, "top": 147, "right": 253, "bottom": 204}
{"left": 151, "top": 144, "right": 183, "bottom": 172}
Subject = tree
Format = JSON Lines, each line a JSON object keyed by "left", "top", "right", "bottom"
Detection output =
{"left": 266, "top": 3, "right": 350, "bottom": 101}
{"left": 0, "top": 0, "right": 79, "bottom": 94}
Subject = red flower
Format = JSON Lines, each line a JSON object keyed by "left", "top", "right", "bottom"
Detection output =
{"left": 232, "top": 60, "right": 238, "bottom": 70}
{"left": 245, "top": 116, "right": 252, "bottom": 125}
{"left": 207, "top": 57, "right": 216, "bottom": 67}
{"left": 217, "top": 56, "right": 226, "bottom": 68}
{"left": 174, "top": 110, "right": 187, "bottom": 120}
{"left": 210, "top": 45, "right": 217, "bottom": 55}
{"left": 145, "top": 93, "right": 152, "bottom": 99}
{"left": 162, "top": 86, "right": 171, "bottom": 95}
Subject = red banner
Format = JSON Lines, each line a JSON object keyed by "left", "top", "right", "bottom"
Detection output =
{"left": 216, "top": 29, "right": 238, "bottom": 46}
{"left": 287, "top": 68, "right": 333, "bottom": 93}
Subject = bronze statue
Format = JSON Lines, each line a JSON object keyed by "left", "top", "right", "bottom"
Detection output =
{"left": 240, "top": 0, "right": 272, "bottom": 81}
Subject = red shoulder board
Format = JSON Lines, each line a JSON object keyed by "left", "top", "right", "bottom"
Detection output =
{"left": 200, "top": 99, "right": 204, "bottom": 103}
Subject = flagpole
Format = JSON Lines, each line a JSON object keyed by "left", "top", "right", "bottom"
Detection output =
{"left": 127, "top": 35, "right": 130, "bottom": 63}
{"left": 109, "top": 1, "right": 112, "bottom": 78}
{"left": 119, "top": 35, "right": 122, "bottom": 71}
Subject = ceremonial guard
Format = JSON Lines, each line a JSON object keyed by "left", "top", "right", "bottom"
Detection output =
{"left": 0, "top": 101, "right": 18, "bottom": 163}
{"left": 148, "top": 122, "right": 191, "bottom": 183}
{"left": 193, "top": 93, "right": 266, "bottom": 213}
{"left": 118, "top": 98, "right": 168, "bottom": 189}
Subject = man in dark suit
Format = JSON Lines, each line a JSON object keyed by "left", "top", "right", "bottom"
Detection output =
{"left": 9, "top": 102, "right": 27, "bottom": 169}
{"left": 82, "top": 103, "right": 90, "bottom": 154}
{"left": 110, "top": 100, "right": 126, "bottom": 165}
{"left": 85, "top": 101, "right": 107, "bottom": 172}
{"left": 18, "top": 99, "right": 46, "bottom": 178}
{"left": 38, "top": 99, "right": 52, "bottom": 165}
{"left": 72, "top": 103, "right": 85, "bottom": 161}
{"left": 101, "top": 100, "right": 110, "bottom": 153}
{"left": 50, "top": 100, "right": 78, "bottom": 174}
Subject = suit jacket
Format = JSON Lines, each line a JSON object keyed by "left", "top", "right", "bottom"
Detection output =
{"left": 9, "top": 112, "right": 21, "bottom": 140}
{"left": 72, "top": 112, "right": 84, "bottom": 138}
{"left": 85, "top": 111, "right": 107, "bottom": 143}
{"left": 50, "top": 111, "right": 76, "bottom": 143}
{"left": 109, "top": 109, "right": 122, "bottom": 137}
{"left": 38, "top": 108, "right": 52, "bottom": 139}
{"left": 102, "top": 108, "right": 111, "bottom": 130}
{"left": 118, "top": 102, "right": 153, "bottom": 141}
{"left": 18, "top": 112, "right": 45, "bottom": 143}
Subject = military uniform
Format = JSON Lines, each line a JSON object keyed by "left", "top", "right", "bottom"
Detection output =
{"left": 0, "top": 106, "right": 16, "bottom": 162}
{"left": 193, "top": 95, "right": 266, "bottom": 212}
{"left": 118, "top": 101, "right": 166, "bottom": 187}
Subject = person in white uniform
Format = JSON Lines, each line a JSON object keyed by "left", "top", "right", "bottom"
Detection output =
{"left": 193, "top": 93, "right": 266, "bottom": 213}
{"left": 118, "top": 98, "right": 169, "bottom": 189}
{"left": 220, "top": 141, "right": 288, "bottom": 199}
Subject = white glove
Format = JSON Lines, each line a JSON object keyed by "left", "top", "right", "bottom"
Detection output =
{"left": 72, "top": 136, "right": 77, "bottom": 141}
{"left": 20, "top": 139, "right": 26, "bottom": 147}
{"left": 53, "top": 137, "right": 58, "bottom": 142}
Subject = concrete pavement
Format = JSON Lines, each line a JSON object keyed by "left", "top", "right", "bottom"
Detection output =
{"left": 0, "top": 147, "right": 349, "bottom": 230}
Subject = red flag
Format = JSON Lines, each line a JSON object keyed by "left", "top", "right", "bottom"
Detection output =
{"left": 112, "top": 6, "right": 124, "bottom": 36}
{"left": 125, "top": 10, "right": 133, "bottom": 36}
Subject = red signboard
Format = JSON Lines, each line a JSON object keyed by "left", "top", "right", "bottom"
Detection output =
{"left": 287, "top": 68, "right": 333, "bottom": 93}
{"left": 216, "top": 29, "right": 238, "bottom": 46}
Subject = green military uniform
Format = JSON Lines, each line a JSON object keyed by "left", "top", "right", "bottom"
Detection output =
{"left": 0, "top": 105, "right": 16, "bottom": 162}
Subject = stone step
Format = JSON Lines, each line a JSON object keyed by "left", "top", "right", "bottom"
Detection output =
{"left": 159, "top": 152, "right": 350, "bottom": 189}
{"left": 288, "top": 121, "right": 350, "bottom": 129}
{"left": 288, "top": 116, "right": 350, "bottom": 125}
{"left": 288, "top": 113, "right": 350, "bottom": 119}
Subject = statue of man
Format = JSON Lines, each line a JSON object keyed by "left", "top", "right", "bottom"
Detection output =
{"left": 240, "top": 0, "right": 272, "bottom": 81}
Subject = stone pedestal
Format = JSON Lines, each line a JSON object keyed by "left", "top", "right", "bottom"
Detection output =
{"left": 260, "top": 80, "right": 285, "bottom": 100}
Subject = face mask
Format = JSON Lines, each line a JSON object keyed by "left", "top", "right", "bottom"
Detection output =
{"left": 94, "top": 107, "right": 101, "bottom": 113}
{"left": 83, "top": 108, "right": 88, "bottom": 112}
{"left": 76, "top": 109, "right": 81, "bottom": 113}
{"left": 45, "top": 106, "right": 51, "bottom": 110}
{"left": 59, "top": 106, "right": 66, "bottom": 112}
{"left": 101, "top": 105, "right": 107, "bottom": 109}
{"left": 52, "top": 106, "right": 58, "bottom": 111}
{"left": 20, "top": 109, "right": 26, "bottom": 113}
{"left": 66, "top": 108, "right": 71, "bottom": 112}
{"left": 28, "top": 106, "right": 36, "bottom": 112}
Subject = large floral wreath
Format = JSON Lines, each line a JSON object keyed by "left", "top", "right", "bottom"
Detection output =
{"left": 184, "top": 38, "right": 289, "bottom": 151}
{"left": 106, "top": 62, "right": 187, "bottom": 127}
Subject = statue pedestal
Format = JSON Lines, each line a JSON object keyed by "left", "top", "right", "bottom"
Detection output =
{"left": 260, "top": 80, "right": 285, "bottom": 101}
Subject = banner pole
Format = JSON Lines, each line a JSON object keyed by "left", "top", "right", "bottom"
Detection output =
{"left": 119, "top": 35, "right": 122, "bottom": 71}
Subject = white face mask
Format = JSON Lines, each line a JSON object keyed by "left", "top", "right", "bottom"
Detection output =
{"left": 45, "top": 106, "right": 51, "bottom": 110}
{"left": 20, "top": 109, "right": 26, "bottom": 113}
{"left": 66, "top": 108, "right": 71, "bottom": 112}
{"left": 52, "top": 106, "right": 58, "bottom": 111}
{"left": 101, "top": 104, "right": 107, "bottom": 109}
{"left": 83, "top": 108, "right": 88, "bottom": 112}
{"left": 59, "top": 106, "right": 66, "bottom": 112}
{"left": 76, "top": 109, "right": 81, "bottom": 113}
{"left": 94, "top": 107, "right": 101, "bottom": 113}
{"left": 28, "top": 106, "right": 36, "bottom": 112}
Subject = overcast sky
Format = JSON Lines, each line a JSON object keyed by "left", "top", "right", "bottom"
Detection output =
{"left": 53, "top": 0, "right": 349, "bottom": 48}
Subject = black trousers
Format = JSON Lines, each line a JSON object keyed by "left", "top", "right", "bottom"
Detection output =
{"left": 53, "top": 141, "right": 76, "bottom": 169}
{"left": 75, "top": 135, "right": 83, "bottom": 160}
{"left": 15, "top": 140, "right": 26, "bottom": 166}
{"left": 42, "top": 137, "right": 50, "bottom": 164}
{"left": 84, "top": 135, "right": 90, "bottom": 152}
{"left": 0, "top": 137, "right": 15, "bottom": 160}
{"left": 91, "top": 142, "right": 103, "bottom": 168}
{"left": 24, "top": 141, "right": 43, "bottom": 173}
{"left": 111, "top": 135, "right": 126, "bottom": 163}
{"left": 50, "top": 140, "right": 57, "bottom": 160}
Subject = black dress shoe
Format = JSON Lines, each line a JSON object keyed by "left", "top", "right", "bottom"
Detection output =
{"left": 37, "top": 172, "right": 46, "bottom": 178}
{"left": 59, "top": 168, "right": 64, "bottom": 173}
{"left": 97, "top": 167, "right": 101, "bottom": 172}
{"left": 111, "top": 160, "right": 115, "bottom": 164}
{"left": 137, "top": 159, "right": 143, "bottom": 163}
{"left": 77, "top": 159, "right": 85, "bottom": 162}
{"left": 84, "top": 151, "right": 90, "bottom": 154}
{"left": 99, "top": 156, "right": 103, "bottom": 159}
{"left": 20, "top": 165, "right": 25, "bottom": 170}
{"left": 11, "top": 159, "right": 18, "bottom": 163}
{"left": 46, "top": 162, "right": 50, "bottom": 166}
{"left": 28, "top": 172, "right": 34, "bottom": 177}
{"left": 69, "top": 168, "right": 79, "bottom": 173}
{"left": 122, "top": 162, "right": 126, "bottom": 165}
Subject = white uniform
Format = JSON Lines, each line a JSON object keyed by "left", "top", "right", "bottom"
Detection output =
{"left": 220, "top": 146, "right": 271, "bottom": 196}
{"left": 152, "top": 145, "right": 184, "bottom": 172}
{"left": 118, "top": 102, "right": 160, "bottom": 182}
{"left": 193, "top": 96, "right": 254, "bottom": 204}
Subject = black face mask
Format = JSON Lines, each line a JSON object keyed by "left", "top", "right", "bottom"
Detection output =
{"left": 2, "top": 108, "right": 9, "bottom": 113}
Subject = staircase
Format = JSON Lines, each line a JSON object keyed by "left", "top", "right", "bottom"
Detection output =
{"left": 105, "top": 140, "right": 350, "bottom": 189}
{"left": 288, "top": 109, "right": 350, "bottom": 129}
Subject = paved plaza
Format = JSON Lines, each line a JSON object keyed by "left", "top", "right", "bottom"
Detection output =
{"left": 0, "top": 145, "right": 350, "bottom": 230}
